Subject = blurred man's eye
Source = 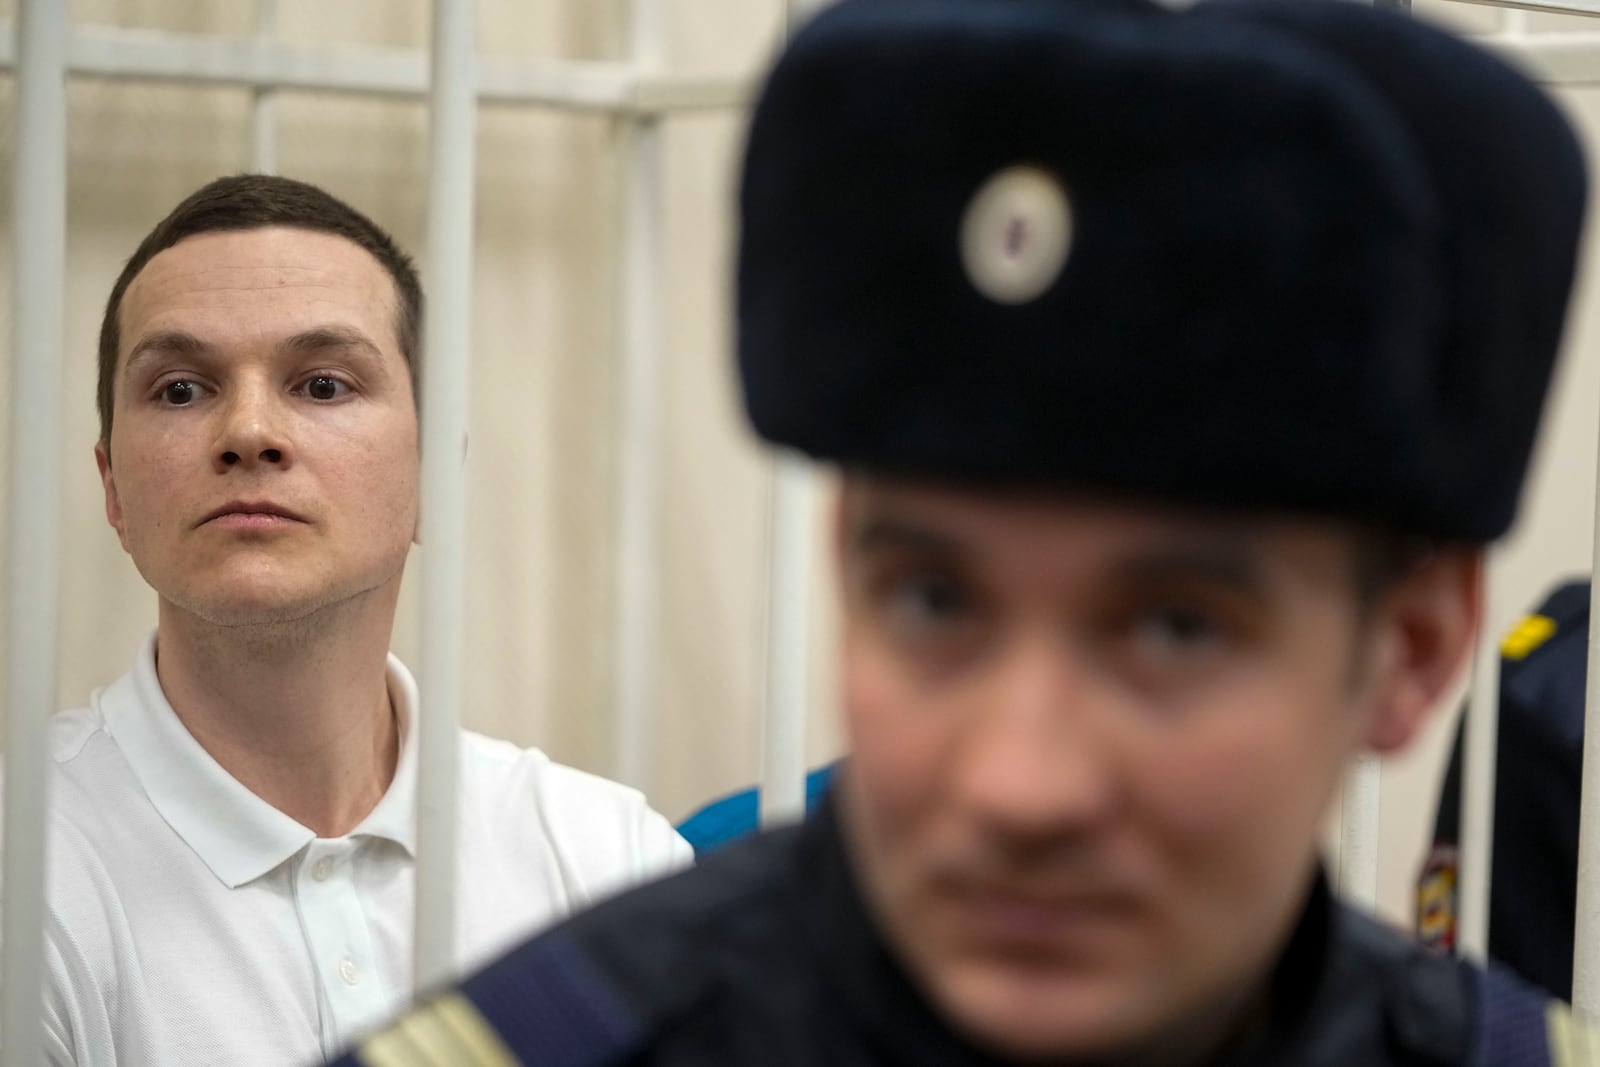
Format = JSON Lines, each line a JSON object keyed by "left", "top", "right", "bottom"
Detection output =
{"left": 887, "top": 573, "right": 970, "bottom": 629}
{"left": 1137, "top": 605, "right": 1223, "bottom": 648}
{"left": 1116, "top": 601, "right": 1242, "bottom": 677}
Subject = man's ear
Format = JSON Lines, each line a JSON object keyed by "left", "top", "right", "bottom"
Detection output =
{"left": 1363, "top": 548, "right": 1483, "bottom": 755}
{"left": 94, "top": 440, "right": 133, "bottom": 554}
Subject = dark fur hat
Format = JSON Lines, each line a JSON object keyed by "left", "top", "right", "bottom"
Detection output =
{"left": 736, "top": 0, "right": 1587, "bottom": 540}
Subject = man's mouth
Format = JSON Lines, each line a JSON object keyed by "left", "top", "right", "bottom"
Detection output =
{"left": 198, "top": 500, "right": 308, "bottom": 529}
{"left": 938, "top": 879, "right": 1138, "bottom": 952}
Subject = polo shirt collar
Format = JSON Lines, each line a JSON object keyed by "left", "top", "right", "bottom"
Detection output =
{"left": 101, "top": 633, "right": 420, "bottom": 890}
{"left": 353, "top": 656, "right": 419, "bottom": 858}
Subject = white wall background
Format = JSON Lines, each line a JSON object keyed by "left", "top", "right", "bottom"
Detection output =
{"left": 0, "top": 0, "right": 1596, "bottom": 934}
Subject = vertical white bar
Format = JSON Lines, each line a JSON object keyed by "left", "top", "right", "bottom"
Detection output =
{"left": 251, "top": 0, "right": 279, "bottom": 175}
{"left": 1458, "top": 566, "right": 1500, "bottom": 966}
{"left": 1337, "top": 755, "right": 1381, "bottom": 910}
{"left": 751, "top": 0, "right": 832, "bottom": 834}
{"left": 5, "top": 0, "right": 67, "bottom": 1059}
{"left": 414, "top": 0, "right": 476, "bottom": 996}
{"left": 611, "top": 0, "right": 664, "bottom": 790}
{"left": 759, "top": 457, "right": 811, "bottom": 827}
{"left": 1573, "top": 509, "right": 1600, "bottom": 1012}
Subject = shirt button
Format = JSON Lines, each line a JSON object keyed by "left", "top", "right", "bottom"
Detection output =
{"left": 339, "top": 959, "right": 360, "bottom": 986}
{"left": 311, "top": 857, "right": 334, "bottom": 882}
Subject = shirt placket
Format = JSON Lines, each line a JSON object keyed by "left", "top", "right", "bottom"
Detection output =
{"left": 296, "top": 839, "right": 391, "bottom": 1058}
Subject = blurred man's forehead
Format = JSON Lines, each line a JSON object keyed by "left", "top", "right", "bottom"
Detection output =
{"left": 838, "top": 474, "right": 1365, "bottom": 594}
{"left": 841, "top": 473, "right": 1257, "bottom": 542}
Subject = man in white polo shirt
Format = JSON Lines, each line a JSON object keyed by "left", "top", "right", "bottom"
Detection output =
{"left": 34, "top": 174, "right": 689, "bottom": 1066}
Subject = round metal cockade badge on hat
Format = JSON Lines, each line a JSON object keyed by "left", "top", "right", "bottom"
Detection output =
{"left": 960, "top": 165, "right": 1074, "bottom": 306}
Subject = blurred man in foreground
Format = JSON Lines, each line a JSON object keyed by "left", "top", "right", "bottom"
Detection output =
{"left": 339, "top": 0, "right": 1592, "bottom": 1062}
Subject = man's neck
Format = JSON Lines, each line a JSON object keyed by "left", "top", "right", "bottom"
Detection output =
{"left": 152, "top": 586, "right": 402, "bottom": 838}
{"left": 1093, "top": 866, "right": 1323, "bottom": 1067}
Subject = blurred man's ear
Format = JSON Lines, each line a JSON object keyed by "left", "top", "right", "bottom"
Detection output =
{"left": 1361, "top": 548, "right": 1483, "bottom": 755}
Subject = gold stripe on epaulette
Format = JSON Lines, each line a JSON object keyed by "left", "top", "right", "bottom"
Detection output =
{"left": 433, "top": 994, "right": 524, "bottom": 1065}
{"left": 357, "top": 993, "right": 524, "bottom": 1067}
{"left": 1501, "top": 614, "right": 1557, "bottom": 660}
{"left": 1547, "top": 1000, "right": 1600, "bottom": 1067}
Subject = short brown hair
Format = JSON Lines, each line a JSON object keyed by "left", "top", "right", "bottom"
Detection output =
{"left": 96, "top": 173, "right": 423, "bottom": 447}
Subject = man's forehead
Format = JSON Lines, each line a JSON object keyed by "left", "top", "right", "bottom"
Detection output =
{"left": 838, "top": 474, "right": 1361, "bottom": 577}
{"left": 842, "top": 474, "right": 1250, "bottom": 536}
{"left": 119, "top": 226, "right": 401, "bottom": 354}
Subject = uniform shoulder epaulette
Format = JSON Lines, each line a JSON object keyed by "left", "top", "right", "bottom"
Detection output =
{"left": 1498, "top": 579, "right": 1590, "bottom": 750}
{"left": 1544, "top": 998, "right": 1600, "bottom": 1067}
{"left": 332, "top": 826, "right": 812, "bottom": 1067}
{"left": 347, "top": 990, "right": 529, "bottom": 1067}
{"left": 343, "top": 931, "right": 647, "bottom": 1067}
{"left": 1500, "top": 580, "right": 1588, "bottom": 666}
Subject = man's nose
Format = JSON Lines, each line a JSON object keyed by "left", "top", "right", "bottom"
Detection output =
{"left": 950, "top": 636, "right": 1121, "bottom": 848}
{"left": 213, "top": 384, "right": 293, "bottom": 473}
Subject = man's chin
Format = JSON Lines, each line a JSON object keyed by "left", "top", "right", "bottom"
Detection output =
{"left": 162, "top": 587, "right": 339, "bottom": 630}
{"left": 931, "top": 960, "right": 1158, "bottom": 1064}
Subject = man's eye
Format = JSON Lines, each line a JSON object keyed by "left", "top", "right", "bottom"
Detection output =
{"left": 305, "top": 376, "right": 349, "bottom": 401}
{"left": 161, "top": 381, "right": 199, "bottom": 406}
{"left": 886, "top": 574, "right": 970, "bottom": 628}
{"left": 1133, "top": 606, "right": 1225, "bottom": 652}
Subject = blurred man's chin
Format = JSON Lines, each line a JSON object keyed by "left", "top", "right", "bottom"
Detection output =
{"left": 933, "top": 963, "right": 1156, "bottom": 1064}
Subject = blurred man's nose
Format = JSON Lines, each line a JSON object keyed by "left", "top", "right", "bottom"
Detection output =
{"left": 950, "top": 634, "right": 1121, "bottom": 850}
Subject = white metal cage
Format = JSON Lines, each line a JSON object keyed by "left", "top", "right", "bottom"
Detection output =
{"left": 7, "top": 0, "right": 1600, "bottom": 1059}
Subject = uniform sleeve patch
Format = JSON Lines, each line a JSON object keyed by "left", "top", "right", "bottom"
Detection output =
{"left": 1547, "top": 1000, "right": 1600, "bottom": 1067}
{"left": 1502, "top": 614, "right": 1558, "bottom": 661}
{"left": 358, "top": 992, "right": 524, "bottom": 1067}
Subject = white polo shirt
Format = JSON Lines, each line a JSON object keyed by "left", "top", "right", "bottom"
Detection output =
{"left": 33, "top": 636, "right": 691, "bottom": 1067}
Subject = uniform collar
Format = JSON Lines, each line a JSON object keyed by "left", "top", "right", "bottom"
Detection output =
{"left": 100, "top": 632, "right": 420, "bottom": 890}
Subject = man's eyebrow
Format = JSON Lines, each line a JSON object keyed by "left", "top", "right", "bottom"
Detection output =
{"left": 852, "top": 517, "right": 963, "bottom": 557}
{"left": 1112, "top": 538, "right": 1269, "bottom": 596}
{"left": 280, "top": 326, "right": 385, "bottom": 359}
{"left": 123, "top": 331, "right": 216, "bottom": 378}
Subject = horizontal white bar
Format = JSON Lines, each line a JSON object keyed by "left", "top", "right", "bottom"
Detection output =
{"left": 0, "top": 23, "right": 1591, "bottom": 102}
{"left": 1453, "top": 0, "right": 1600, "bottom": 19}
{"left": 1485, "top": 32, "right": 1600, "bottom": 83}
{"left": 0, "top": 23, "right": 751, "bottom": 113}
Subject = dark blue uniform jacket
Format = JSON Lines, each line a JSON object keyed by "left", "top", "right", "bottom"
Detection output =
{"left": 337, "top": 794, "right": 1586, "bottom": 1066}
{"left": 1425, "top": 580, "right": 1590, "bottom": 1002}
